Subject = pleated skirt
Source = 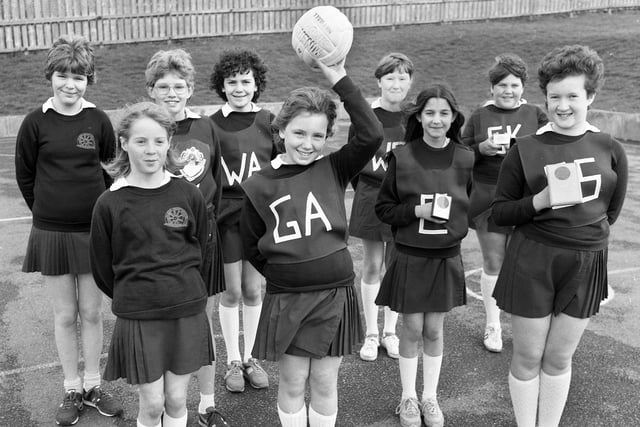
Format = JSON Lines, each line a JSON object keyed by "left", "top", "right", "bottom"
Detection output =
{"left": 376, "top": 252, "right": 466, "bottom": 314}
{"left": 22, "top": 227, "right": 91, "bottom": 275}
{"left": 493, "top": 229, "right": 608, "bottom": 319}
{"left": 202, "top": 220, "right": 226, "bottom": 296}
{"left": 104, "top": 311, "right": 214, "bottom": 385}
{"left": 252, "top": 286, "right": 363, "bottom": 361}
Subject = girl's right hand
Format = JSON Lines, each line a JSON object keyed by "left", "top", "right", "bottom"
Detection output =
{"left": 532, "top": 186, "right": 551, "bottom": 212}
{"left": 478, "top": 136, "right": 505, "bottom": 156}
{"left": 415, "top": 203, "right": 447, "bottom": 224}
{"left": 315, "top": 58, "right": 347, "bottom": 87}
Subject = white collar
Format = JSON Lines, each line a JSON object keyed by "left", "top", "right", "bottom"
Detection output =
{"left": 536, "top": 122, "right": 600, "bottom": 135}
{"left": 110, "top": 170, "right": 180, "bottom": 191}
{"left": 184, "top": 107, "right": 201, "bottom": 119}
{"left": 483, "top": 98, "right": 527, "bottom": 108}
{"left": 220, "top": 102, "right": 261, "bottom": 117}
{"left": 270, "top": 153, "right": 324, "bottom": 169}
{"left": 42, "top": 97, "right": 96, "bottom": 113}
{"left": 371, "top": 98, "right": 382, "bottom": 109}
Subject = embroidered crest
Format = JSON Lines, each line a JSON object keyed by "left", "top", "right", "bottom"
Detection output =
{"left": 164, "top": 207, "right": 188, "bottom": 228}
{"left": 76, "top": 133, "right": 96, "bottom": 149}
{"left": 179, "top": 146, "right": 207, "bottom": 181}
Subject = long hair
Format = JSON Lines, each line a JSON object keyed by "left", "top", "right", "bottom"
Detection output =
{"left": 103, "top": 102, "right": 184, "bottom": 179}
{"left": 44, "top": 34, "right": 96, "bottom": 84}
{"left": 404, "top": 83, "right": 465, "bottom": 144}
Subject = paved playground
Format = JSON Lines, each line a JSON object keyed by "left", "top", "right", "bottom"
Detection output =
{"left": 0, "top": 134, "right": 638, "bottom": 426}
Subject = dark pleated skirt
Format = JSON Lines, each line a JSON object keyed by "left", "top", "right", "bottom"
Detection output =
{"left": 252, "top": 286, "right": 363, "bottom": 361}
{"left": 22, "top": 227, "right": 91, "bottom": 275}
{"left": 468, "top": 181, "right": 513, "bottom": 235}
{"left": 376, "top": 252, "right": 466, "bottom": 314}
{"left": 203, "top": 220, "right": 226, "bottom": 296}
{"left": 349, "top": 180, "right": 393, "bottom": 242}
{"left": 493, "top": 229, "right": 608, "bottom": 319}
{"left": 104, "top": 311, "right": 214, "bottom": 385}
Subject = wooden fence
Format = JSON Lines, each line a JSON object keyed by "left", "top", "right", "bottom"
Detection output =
{"left": 1, "top": 0, "right": 639, "bottom": 53}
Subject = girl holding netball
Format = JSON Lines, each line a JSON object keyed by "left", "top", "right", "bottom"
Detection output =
{"left": 375, "top": 84, "right": 473, "bottom": 427}
{"left": 145, "top": 48, "right": 228, "bottom": 426}
{"left": 350, "top": 52, "right": 414, "bottom": 362}
{"left": 14, "top": 34, "right": 122, "bottom": 426}
{"left": 492, "top": 45, "right": 627, "bottom": 427}
{"left": 209, "top": 49, "right": 278, "bottom": 392}
{"left": 90, "top": 102, "right": 215, "bottom": 427}
{"left": 462, "top": 53, "right": 547, "bottom": 353}
{"left": 240, "top": 58, "right": 383, "bottom": 427}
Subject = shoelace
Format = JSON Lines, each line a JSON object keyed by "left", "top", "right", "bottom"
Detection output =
{"left": 396, "top": 398, "right": 420, "bottom": 416}
{"left": 61, "top": 392, "right": 79, "bottom": 408}
{"left": 423, "top": 400, "right": 438, "bottom": 415}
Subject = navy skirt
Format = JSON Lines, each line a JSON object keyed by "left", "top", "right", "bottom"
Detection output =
{"left": 493, "top": 229, "right": 608, "bottom": 319}
{"left": 376, "top": 252, "right": 466, "bottom": 314}
{"left": 349, "top": 180, "right": 393, "bottom": 242}
{"left": 104, "top": 311, "right": 214, "bottom": 385}
{"left": 22, "top": 227, "right": 91, "bottom": 275}
{"left": 252, "top": 286, "right": 363, "bottom": 361}
{"left": 203, "top": 213, "right": 226, "bottom": 296}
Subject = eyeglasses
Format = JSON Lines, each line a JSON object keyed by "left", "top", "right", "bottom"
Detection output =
{"left": 154, "top": 83, "right": 189, "bottom": 96}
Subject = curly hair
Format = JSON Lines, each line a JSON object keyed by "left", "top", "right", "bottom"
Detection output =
{"left": 44, "top": 34, "right": 96, "bottom": 84}
{"left": 538, "top": 45, "right": 604, "bottom": 96}
{"left": 488, "top": 53, "right": 528, "bottom": 86}
{"left": 145, "top": 48, "right": 195, "bottom": 89}
{"left": 103, "top": 102, "right": 184, "bottom": 179}
{"left": 209, "top": 49, "right": 268, "bottom": 102}
{"left": 374, "top": 52, "right": 414, "bottom": 80}
{"left": 272, "top": 86, "right": 337, "bottom": 151}
{"left": 404, "top": 83, "right": 465, "bottom": 144}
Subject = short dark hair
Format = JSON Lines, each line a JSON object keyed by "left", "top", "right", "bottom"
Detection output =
{"left": 537, "top": 45, "right": 604, "bottom": 97}
{"left": 374, "top": 52, "right": 414, "bottom": 80}
{"left": 404, "top": 83, "right": 465, "bottom": 144}
{"left": 488, "top": 53, "right": 528, "bottom": 86}
{"left": 209, "top": 49, "right": 268, "bottom": 102}
{"left": 44, "top": 34, "right": 96, "bottom": 84}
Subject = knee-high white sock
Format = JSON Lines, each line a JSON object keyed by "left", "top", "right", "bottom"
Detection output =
{"left": 538, "top": 369, "right": 572, "bottom": 427}
{"left": 278, "top": 404, "right": 307, "bottom": 427}
{"left": 508, "top": 372, "right": 539, "bottom": 427}
{"left": 382, "top": 306, "right": 399, "bottom": 336}
{"left": 399, "top": 355, "right": 418, "bottom": 400}
{"left": 361, "top": 280, "right": 381, "bottom": 336}
{"left": 481, "top": 271, "right": 501, "bottom": 327}
{"left": 422, "top": 353, "right": 443, "bottom": 401}
{"left": 242, "top": 303, "right": 262, "bottom": 362}
{"left": 219, "top": 303, "right": 241, "bottom": 363}
{"left": 309, "top": 406, "right": 337, "bottom": 427}
{"left": 162, "top": 411, "right": 187, "bottom": 427}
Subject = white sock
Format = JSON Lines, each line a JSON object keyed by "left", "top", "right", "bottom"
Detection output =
{"left": 382, "top": 306, "right": 398, "bottom": 336}
{"left": 83, "top": 371, "right": 101, "bottom": 391}
{"left": 422, "top": 353, "right": 443, "bottom": 401}
{"left": 162, "top": 411, "right": 188, "bottom": 427}
{"left": 137, "top": 419, "right": 161, "bottom": 427}
{"left": 198, "top": 393, "right": 215, "bottom": 414}
{"left": 361, "top": 280, "right": 381, "bottom": 336}
{"left": 242, "top": 303, "right": 262, "bottom": 362}
{"left": 278, "top": 403, "right": 307, "bottom": 427}
{"left": 508, "top": 372, "right": 539, "bottom": 427}
{"left": 481, "top": 271, "right": 501, "bottom": 327}
{"left": 399, "top": 355, "right": 418, "bottom": 400}
{"left": 538, "top": 369, "right": 572, "bottom": 427}
{"left": 63, "top": 377, "right": 82, "bottom": 393}
{"left": 309, "top": 406, "right": 337, "bottom": 427}
{"left": 219, "top": 303, "right": 241, "bottom": 363}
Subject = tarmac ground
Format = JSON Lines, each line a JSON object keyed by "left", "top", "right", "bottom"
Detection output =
{"left": 0, "top": 134, "right": 639, "bottom": 427}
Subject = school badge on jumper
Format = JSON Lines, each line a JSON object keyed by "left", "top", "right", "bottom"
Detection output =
{"left": 179, "top": 145, "right": 207, "bottom": 182}
{"left": 164, "top": 207, "right": 188, "bottom": 228}
{"left": 76, "top": 132, "right": 96, "bottom": 149}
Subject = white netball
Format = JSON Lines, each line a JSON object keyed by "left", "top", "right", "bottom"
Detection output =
{"left": 291, "top": 6, "right": 354, "bottom": 69}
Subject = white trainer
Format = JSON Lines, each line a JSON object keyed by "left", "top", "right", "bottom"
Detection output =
{"left": 380, "top": 333, "right": 400, "bottom": 359}
{"left": 421, "top": 396, "right": 444, "bottom": 427}
{"left": 483, "top": 324, "right": 503, "bottom": 353}
{"left": 359, "top": 335, "right": 379, "bottom": 361}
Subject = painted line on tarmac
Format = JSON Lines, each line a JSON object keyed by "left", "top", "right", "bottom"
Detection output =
{"left": 0, "top": 153, "right": 14, "bottom": 157}
{"left": 0, "top": 216, "right": 31, "bottom": 223}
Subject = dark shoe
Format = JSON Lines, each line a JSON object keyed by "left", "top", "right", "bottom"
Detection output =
{"left": 224, "top": 360, "right": 245, "bottom": 392}
{"left": 82, "top": 386, "right": 123, "bottom": 417}
{"left": 55, "top": 390, "right": 83, "bottom": 426}
{"left": 198, "top": 407, "right": 231, "bottom": 427}
{"left": 243, "top": 358, "right": 269, "bottom": 389}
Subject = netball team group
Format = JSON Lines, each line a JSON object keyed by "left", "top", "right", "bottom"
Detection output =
{"left": 14, "top": 32, "right": 627, "bottom": 427}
